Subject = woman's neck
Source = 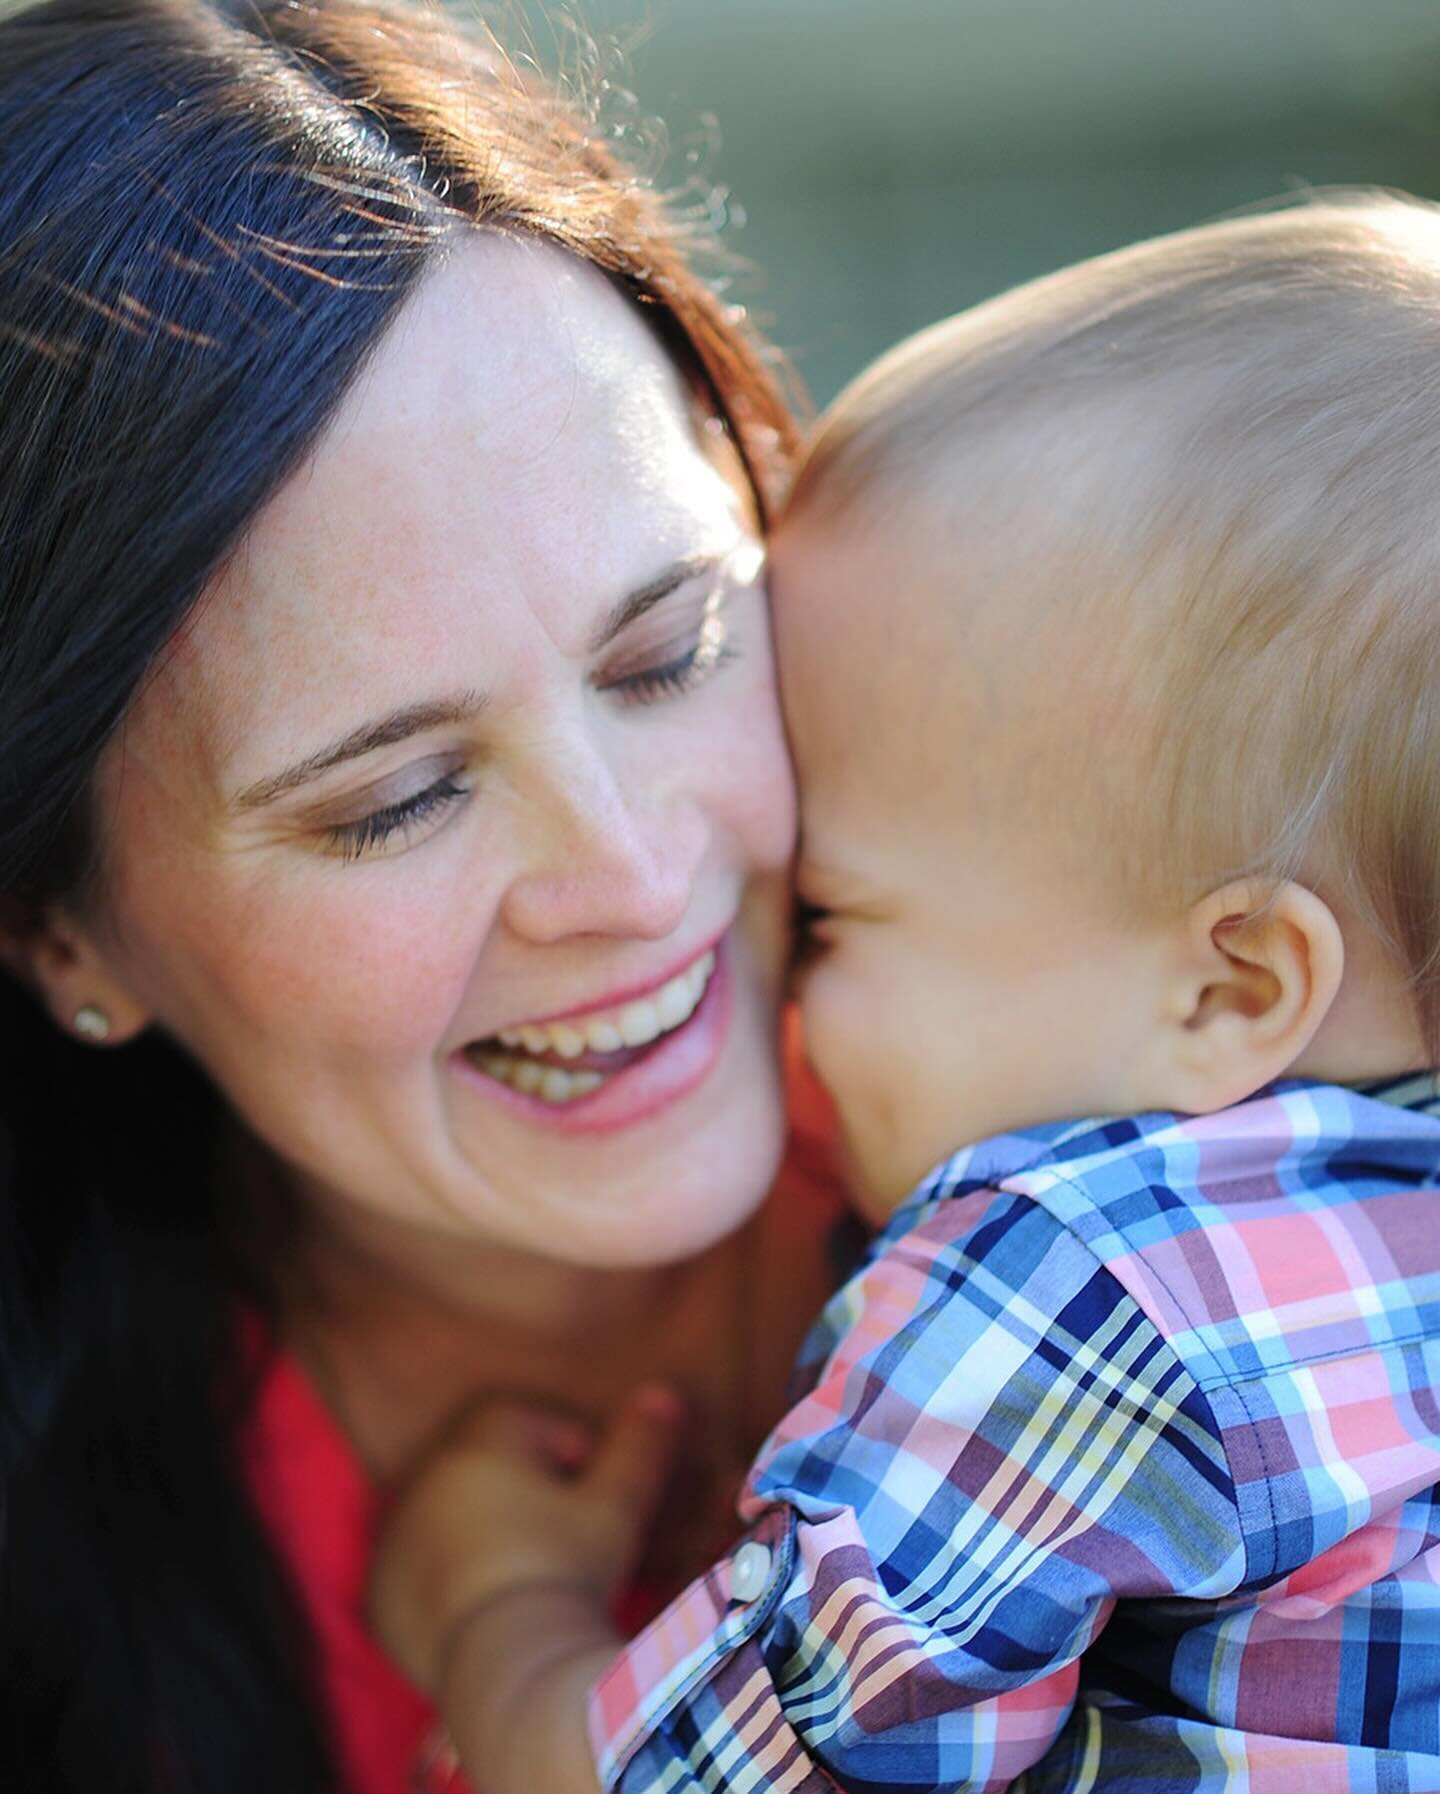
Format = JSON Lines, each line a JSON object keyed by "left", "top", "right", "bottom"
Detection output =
{"left": 290, "top": 1189, "right": 684, "bottom": 1345}
{"left": 272, "top": 1176, "right": 755, "bottom": 1486}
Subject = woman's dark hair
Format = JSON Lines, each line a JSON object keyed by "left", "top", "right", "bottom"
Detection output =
{"left": 0, "top": 2, "right": 797, "bottom": 1786}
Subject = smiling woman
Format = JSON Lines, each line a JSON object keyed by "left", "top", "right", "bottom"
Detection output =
{"left": 86, "top": 233, "right": 794, "bottom": 1270}
{"left": 0, "top": 4, "right": 835, "bottom": 1791}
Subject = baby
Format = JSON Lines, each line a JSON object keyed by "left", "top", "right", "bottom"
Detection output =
{"left": 373, "top": 195, "right": 1440, "bottom": 1793}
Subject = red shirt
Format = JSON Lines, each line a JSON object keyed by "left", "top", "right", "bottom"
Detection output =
{"left": 242, "top": 1340, "right": 455, "bottom": 1794}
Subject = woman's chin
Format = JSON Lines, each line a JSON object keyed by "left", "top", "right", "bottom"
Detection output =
{"left": 526, "top": 1071, "right": 789, "bottom": 1270}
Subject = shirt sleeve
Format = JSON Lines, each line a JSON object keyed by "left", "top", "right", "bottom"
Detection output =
{"left": 592, "top": 1184, "right": 1247, "bottom": 1794}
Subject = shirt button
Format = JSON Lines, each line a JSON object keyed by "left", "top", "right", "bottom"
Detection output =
{"left": 730, "top": 1540, "right": 772, "bottom": 1604}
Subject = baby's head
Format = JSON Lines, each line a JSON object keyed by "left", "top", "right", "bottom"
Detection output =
{"left": 776, "top": 195, "right": 1440, "bottom": 1213}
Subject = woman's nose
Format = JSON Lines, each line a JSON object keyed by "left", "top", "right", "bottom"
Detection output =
{"left": 500, "top": 757, "right": 706, "bottom": 945}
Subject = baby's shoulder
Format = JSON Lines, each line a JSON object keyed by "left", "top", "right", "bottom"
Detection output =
{"left": 848, "top": 1087, "right": 1440, "bottom": 1586}
{"left": 972, "top": 1084, "right": 1440, "bottom": 1392}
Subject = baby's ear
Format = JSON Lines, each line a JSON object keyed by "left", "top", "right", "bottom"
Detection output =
{"left": 1153, "top": 880, "right": 1344, "bottom": 1115}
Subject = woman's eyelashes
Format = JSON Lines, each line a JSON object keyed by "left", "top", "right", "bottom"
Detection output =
{"left": 600, "top": 587, "right": 741, "bottom": 705}
{"left": 609, "top": 633, "right": 739, "bottom": 703}
{"left": 323, "top": 774, "right": 468, "bottom": 861}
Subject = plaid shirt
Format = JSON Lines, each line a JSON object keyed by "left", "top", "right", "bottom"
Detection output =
{"left": 589, "top": 1077, "right": 1440, "bottom": 1792}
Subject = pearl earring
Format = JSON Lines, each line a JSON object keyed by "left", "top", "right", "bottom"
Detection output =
{"left": 73, "top": 1005, "right": 112, "bottom": 1042}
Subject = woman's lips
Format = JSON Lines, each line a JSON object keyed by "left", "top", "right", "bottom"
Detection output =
{"left": 451, "top": 934, "right": 733, "bottom": 1136}
{"left": 491, "top": 935, "right": 725, "bottom": 1034}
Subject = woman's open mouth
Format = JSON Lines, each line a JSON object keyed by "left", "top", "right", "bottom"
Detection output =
{"left": 462, "top": 947, "right": 719, "bottom": 1107}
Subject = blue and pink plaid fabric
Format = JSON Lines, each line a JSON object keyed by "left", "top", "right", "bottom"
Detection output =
{"left": 590, "top": 1077, "right": 1440, "bottom": 1791}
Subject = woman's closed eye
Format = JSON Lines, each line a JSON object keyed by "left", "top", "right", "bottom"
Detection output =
{"left": 608, "top": 632, "right": 739, "bottom": 704}
{"left": 600, "top": 587, "right": 740, "bottom": 707}
{"left": 323, "top": 773, "right": 469, "bottom": 862}
{"left": 324, "top": 574, "right": 753, "bottom": 861}
{"left": 324, "top": 624, "right": 731, "bottom": 861}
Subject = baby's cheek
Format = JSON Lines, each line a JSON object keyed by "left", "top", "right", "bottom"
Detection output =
{"left": 796, "top": 955, "right": 870, "bottom": 1111}
{"left": 802, "top": 953, "right": 923, "bottom": 1206}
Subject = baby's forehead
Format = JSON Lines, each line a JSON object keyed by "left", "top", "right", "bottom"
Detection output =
{"left": 779, "top": 474, "right": 1150, "bottom": 867}
{"left": 776, "top": 493, "right": 955, "bottom": 693}
{"left": 781, "top": 460, "right": 1091, "bottom": 676}
{"left": 778, "top": 507, "right": 1005, "bottom": 764}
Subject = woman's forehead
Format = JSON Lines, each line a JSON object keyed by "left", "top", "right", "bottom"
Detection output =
{"left": 119, "top": 236, "right": 742, "bottom": 794}
{"left": 257, "top": 234, "right": 712, "bottom": 564}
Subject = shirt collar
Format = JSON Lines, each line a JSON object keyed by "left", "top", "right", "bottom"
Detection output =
{"left": 884, "top": 1075, "right": 1440, "bottom": 1245}
{"left": 1350, "top": 1069, "right": 1440, "bottom": 1120}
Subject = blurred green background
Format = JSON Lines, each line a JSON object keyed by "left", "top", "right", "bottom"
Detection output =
{"left": 503, "top": 0, "right": 1440, "bottom": 404}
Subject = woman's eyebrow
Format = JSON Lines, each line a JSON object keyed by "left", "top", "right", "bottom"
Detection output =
{"left": 233, "top": 691, "right": 487, "bottom": 811}
{"left": 587, "top": 551, "right": 720, "bottom": 653}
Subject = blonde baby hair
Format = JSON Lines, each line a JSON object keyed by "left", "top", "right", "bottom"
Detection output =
{"left": 788, "top": 193, "right": 1440, "bottom": 1054}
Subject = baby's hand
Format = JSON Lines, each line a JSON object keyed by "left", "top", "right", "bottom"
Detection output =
{"left": 368, "top": 1384, "right": 683, "bottom": 1695}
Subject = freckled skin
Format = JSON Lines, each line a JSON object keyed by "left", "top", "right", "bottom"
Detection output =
{"left": 80, "top": 235, "right": 797, "bottom": 1271}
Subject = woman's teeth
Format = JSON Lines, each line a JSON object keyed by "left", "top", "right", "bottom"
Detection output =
{"left": 498, "top": 951, "right": 714, "bottom": 1057}
{"left": 470, "top": 1058, "right": 607, "bottom": 1104}
{"left": 473, "top": 950, "right": 716, "bottom": 1104}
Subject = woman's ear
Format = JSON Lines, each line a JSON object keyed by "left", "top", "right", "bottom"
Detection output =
{"left": 0, "top": 903, "right": 150, "bottom": 1046}
{"left": 1153, "top": 880, "right": 1344, "bottom": 1115}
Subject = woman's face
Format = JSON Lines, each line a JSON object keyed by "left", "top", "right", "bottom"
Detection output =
{"left": 76, "top": 235, "right": 796, "bottom": 1269}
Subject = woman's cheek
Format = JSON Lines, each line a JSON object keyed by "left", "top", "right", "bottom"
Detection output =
{"left": 181, "top": 856, "right": 492, "bottom": 1061}
{"left": 301, "top": 860, "right": 504, "bottom": 1050}
{"left": 719, "top": 668, "right": 798, "bottom": 872}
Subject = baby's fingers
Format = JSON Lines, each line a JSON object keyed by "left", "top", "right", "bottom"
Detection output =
{"left": 586, "top": 1384, "right": 685, "bottom": 1543}
{"left": 437, "top": 1395, "right": 591, "bottom": 1473}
